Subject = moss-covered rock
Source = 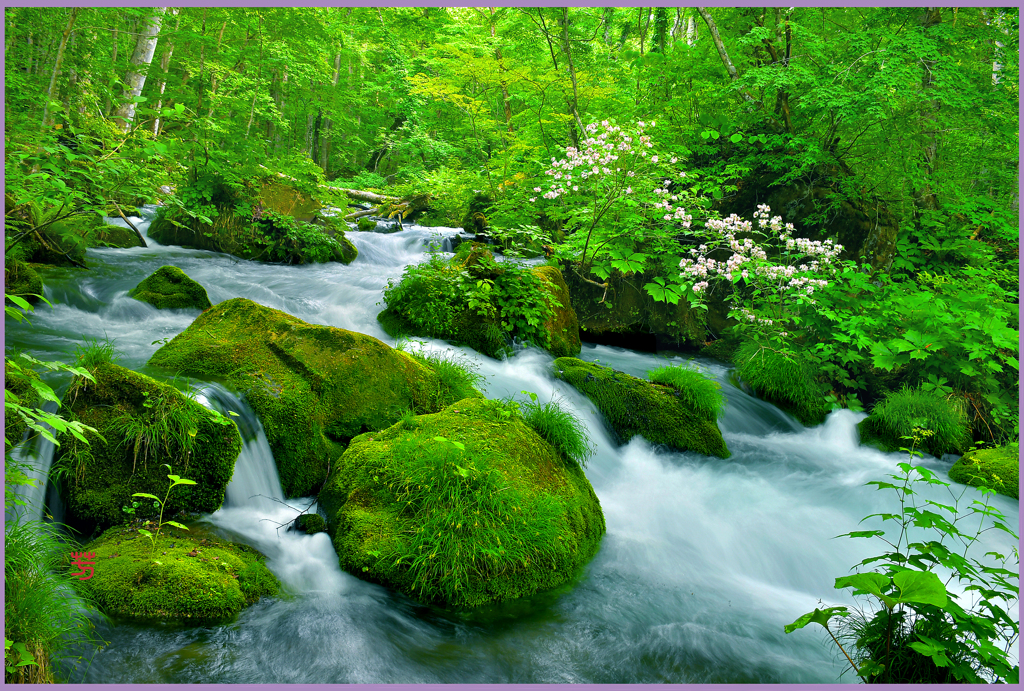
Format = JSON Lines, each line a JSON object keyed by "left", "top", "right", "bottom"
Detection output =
{"left": 128, "top": 265, "right": 213, "bottom": 310}
{"left": 735, "top": 341, "right": 829, "bottom": 426}
{"left": 76, "top": 524, "right": 279, "bottom": 623}
{"left": 531, "top": 265, "right": 581, "bottom": 358}
{"left": 148, "top": 298, "right": 479, "bottom": 497}
{"left": 4, "top": 259, "right": 43, "bottom": 304}
{"left": 553, "top": 357, "right": 730, "bottom": 458}
{"left": 4, "top": 359, "right": 40, "bottom": 451}
{"left": 357, "top": 217, "right": 377, "bottom": 232}
{"left": 85, "top": 223, "right": 145, "bottom": 249}
{"left": 319, "top": 397, "right": 605, "bottom": 609}
{"left": 948, "top": 443, "right": 1019, "bottom": 500}
{"left": 53, "top": 363, "right": 242, "bottom": 537}
{"left": 293, "top": 513, "right": 326, "bottom": 534}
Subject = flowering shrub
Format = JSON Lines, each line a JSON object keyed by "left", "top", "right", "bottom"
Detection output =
{"left": 679, "top": 204, "right": 844, "bottom": 341}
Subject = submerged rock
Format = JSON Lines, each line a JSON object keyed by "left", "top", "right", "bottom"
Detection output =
{"left": 128, "top": 265, "right": 213, "bottom": 310}
{"left": 148, "top": 298, "right": 480, "bottom": 497}
{"left": 553, "top": 357, "right": 730, "bottom": 458}
{"left": 948, "top": 443, "right": 1019, "bottom": 500}
{"left": 319, "top": 397, "right": 605, "bottom": 609}
{"left": 77, "top": 524, "right": 279, "bottom": 623}
{"left": 53, "top": 363, "right": 242, "bottom": 537}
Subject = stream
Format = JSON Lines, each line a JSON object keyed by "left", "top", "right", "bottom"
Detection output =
{"left": 6, "top": 207, "right": 1018, "bottom": 684}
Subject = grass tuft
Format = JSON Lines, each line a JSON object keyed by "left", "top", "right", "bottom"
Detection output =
{"left": 72, "top": 337, "right": 121, "bottom": 370}
{"left": 863, "top": 386, "right": 971, "bottom": 457}
{"left": 735, "top": 340, "right": 829, "bottom": 426}
{"left": 399, "top": 345, "right": 484, "bottom": 408}
{"left": 647, "top": 364, "right": 725, "bottom": 420}
{"left": 521, "top": 398, "right": 595, "bottom": 468}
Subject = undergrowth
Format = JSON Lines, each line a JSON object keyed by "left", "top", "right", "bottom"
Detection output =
{"left": 865, "top": 386, "right": 971, "bottom": 457}
{"left": 735, "top": 340, "right": 829, "bottom": 426}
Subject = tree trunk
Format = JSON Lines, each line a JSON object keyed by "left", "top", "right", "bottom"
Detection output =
{"left": 41, "top": 7, "right": 80, "bottom": 130}
{"left": 112, "top": 7, "right": 167, "bottom": 132}
{"left": 558, "top": 7, "right": 585, "bottom": 145}
{"left": 915, "top": 7, "right": 942, "bottom": 212}
{"left": 153, "top": 9, "right": 181, "bottom": 136}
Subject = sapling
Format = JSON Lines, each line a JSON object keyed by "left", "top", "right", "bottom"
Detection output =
{"left": 132, "top": 464, "right": 196, "bottom": 564}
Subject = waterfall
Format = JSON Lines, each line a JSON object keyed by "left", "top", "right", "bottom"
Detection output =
{"left": 5, "top": 402, "right": 59, "bottom": 524}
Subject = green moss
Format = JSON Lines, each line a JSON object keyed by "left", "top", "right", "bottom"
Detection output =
{"left": 859, "top": 387, "right": 971, "bottom": 457}
{"left": 128, "top": 265, "right": 213, "bottom": 311}
{"left": 334, "top": 232, "right": 358, "bottom": 264}
{"left": 148, "top": 298, "right": 468, "bottom": 497}
{"left": 735, "top": 340, "right": 829, "bottom": 426}
{"left": 86, "top": 224, "right": 145, "bottom": 249}
{"left": 318, "top": 397, "right": 605, "bottom": 609}
{"left": 53, "top": 363, "right": 242, "bottom": 536}
{"left": 357, "top": 217, "right": 377, "bottom": 232}
{"left": 76, "top": 524, "right": 278, "bottom": 623}
{"left": 295, "top": 513, "right": 326, "bottom": 534}
{"left": 4, "top": 259, "right": 43, "bottom": 304}
{"left": 647, "top": 364, "right": 725, "bottom": 420}
{"left": 553, "top": 357, "right": 730, "bottom": 458}
{"left": 531, "top": 265, "right": 581, "bottom": 358}
{"left": 948, "top": 443, "right": 1019, "bottom": 500}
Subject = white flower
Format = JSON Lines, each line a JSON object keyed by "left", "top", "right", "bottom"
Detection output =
{"left": 652, "top": 156, "right": 659, "bottom": 163}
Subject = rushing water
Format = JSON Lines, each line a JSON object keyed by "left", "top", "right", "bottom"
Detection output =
{"left": 7, "top": 208, "right": 1017, "bottom": 683}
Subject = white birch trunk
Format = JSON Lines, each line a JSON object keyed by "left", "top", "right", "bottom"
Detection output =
{"left": 113, "top": 7, "right": 166, "bottom": 132}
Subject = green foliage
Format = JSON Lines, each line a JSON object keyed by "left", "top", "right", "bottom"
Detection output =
{"left": 785, "top": 457, "right": 1019, "bottom": 684}
{"left": 382, "top": 247, "right": 555, "bottom": 358}
{"left": 861, "top": 387, "right": 971, "bottom": 457}
{"left": 258, "top": 211, "right": 349, "bottom": 265}
{"left": 131, "top": 464, "right": 197, "bottom": 562}
{"left": 647, "top": 364, "right": 725, "bottom": 420}
{"left": 519, "top": 392, "right": 594, "bottom": 469}
{"left": 734, "top": 340, "right": 829, "bottom": 426}
{"left": 4, "top": 518, "right": 102, "bottom": 683}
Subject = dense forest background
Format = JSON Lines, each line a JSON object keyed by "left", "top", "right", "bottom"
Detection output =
{"left": 4, "top": 6, "right": 1020, "bottom": 440}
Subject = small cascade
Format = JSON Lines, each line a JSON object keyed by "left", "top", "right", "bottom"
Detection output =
{"left": 5, "top": 403, "right": 59, "bottom": 523}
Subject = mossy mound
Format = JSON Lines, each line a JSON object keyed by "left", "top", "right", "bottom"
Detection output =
{"left": 948, "top": 443, "right": 1019, "bottom": 500}
{"left": 531, "top": 265, "right": 581, "bottom": 358}
{"left": 318, "top": 397, "right": 605, "bottom": 609}
{"left": 128, "top": 265, "right": 212, "bottom": 310}
{"left": 4, "top": 359, "right": 40, "bottom": 450}
{"left": 85, "top": 223, "right": 145, "bottom": 248}
{"left": 734, "top": 341, "right": 829, "bottom": 426}
{"left": 858, "top": 387, "right": 971, "bottom": 457}
{"left": 357, "top": 217, "right": 377, "bottom": 232}
{"left": 76, "top": 524, "right": 279, "bottom": 623}
{"left": 148, "top": 298, "right": 480, "bottom": 497}
{"left": 4, "top": 259, "right": 43, "bottom": 304}
{"left": 53, "top": 363, "right": 242, "bottom": 537}
{"left": 553, "top": 357, "right": 730, "bottom": 458}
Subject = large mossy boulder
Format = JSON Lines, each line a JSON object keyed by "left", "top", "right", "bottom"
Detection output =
{"left": 76, "top": 524, "right": 279, "bottom": 623}
{"left": 734, "top": 340, "right": 829, "bottom": 426}
{"left": 553, "top": 357, "right": 730, "bottom": 458}
{"left": 532, "top": 265, "right": 581, "bottom": 358}
{"left": 4, "top": 258, "right": 43, "bottom": 304}
{"left": 53, "top": 363, "right": 242, "bottom": 537}
{"left": 318, "top": 397, "right": 605, "bottom": 609}
{"left": 147, "top": 176, "right": 357, "bottom": 265}
{"left": 128, "top": 265, "right": 212, "bottom": 310}
{"left": 948, "top": 443, "right": 1019, "bottom": 500}
{"left": 148, "top": 298, "right": 480, "bottom": 497}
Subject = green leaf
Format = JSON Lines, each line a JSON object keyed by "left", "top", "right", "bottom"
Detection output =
{"left": 132, "top": 493, "right": 160, "bottom": 501}
{"left": 729, "top": 132, "right": 743, "bottom": 143}
{"left": 164, "top": 521, "right": 189, "bottom": 530}
{"left": 171, "top": 478, "right": 197, "bottom": 487}
{"left": 784, "top": 606, "right": 849, "bottom": 633}
{"left": 892, "top": 570, "right": 947, "bottom": 607}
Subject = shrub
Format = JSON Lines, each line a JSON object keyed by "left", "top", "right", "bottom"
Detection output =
{"left": 520, "top": 396, "right": 594, "bottom": 468}
{"left": 735, "top": 340, "right": 829, "bottom": 426}
{"left": 647, "top": 364, "right": 725, "bottom": 420}
{"left": 861, "top": 386, "right": 971, "bottom": 457}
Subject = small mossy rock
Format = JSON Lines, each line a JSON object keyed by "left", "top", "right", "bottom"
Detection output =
{"left": 319, "top": 397, "right": 605, "bottom": 609}
{"left": 76, "top": 524, "right": 279, "bottom": 623}
{"left": 948, "top": 443, "right": 1019, "bottom": 500}
{"left": 313, "top": 216, "right": 358, "bottom": 264}
{"left": 553, "top": 357, "right": 730, "bottom": 458}
{"left": 357, "top": 217, "right": 377, "bottom": 232}
{"left": 86, "top": 223, "right": 145, "bottom": 249}
{"left": 292, "top": 513, "right": 326, "bottom": 534}
{"left": 530, "top": 265, "right": 581, "bottom": 358}
{"left": 148, "top": 298, "right": 478, "bottom": 497}
{"left": 735, "top": 341, "right": 829, "bottom": 426}
{"left": 4, "top": 259, "right": 43, "bottom": 304}
{"left": 54, "top": 363, "right": 242, "bottom": 537}
{"left": 4, "top": 359, "right": 40, "bottom": 451}
{"left": 128, "top": 265, "right": 213, "bottom": 310}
